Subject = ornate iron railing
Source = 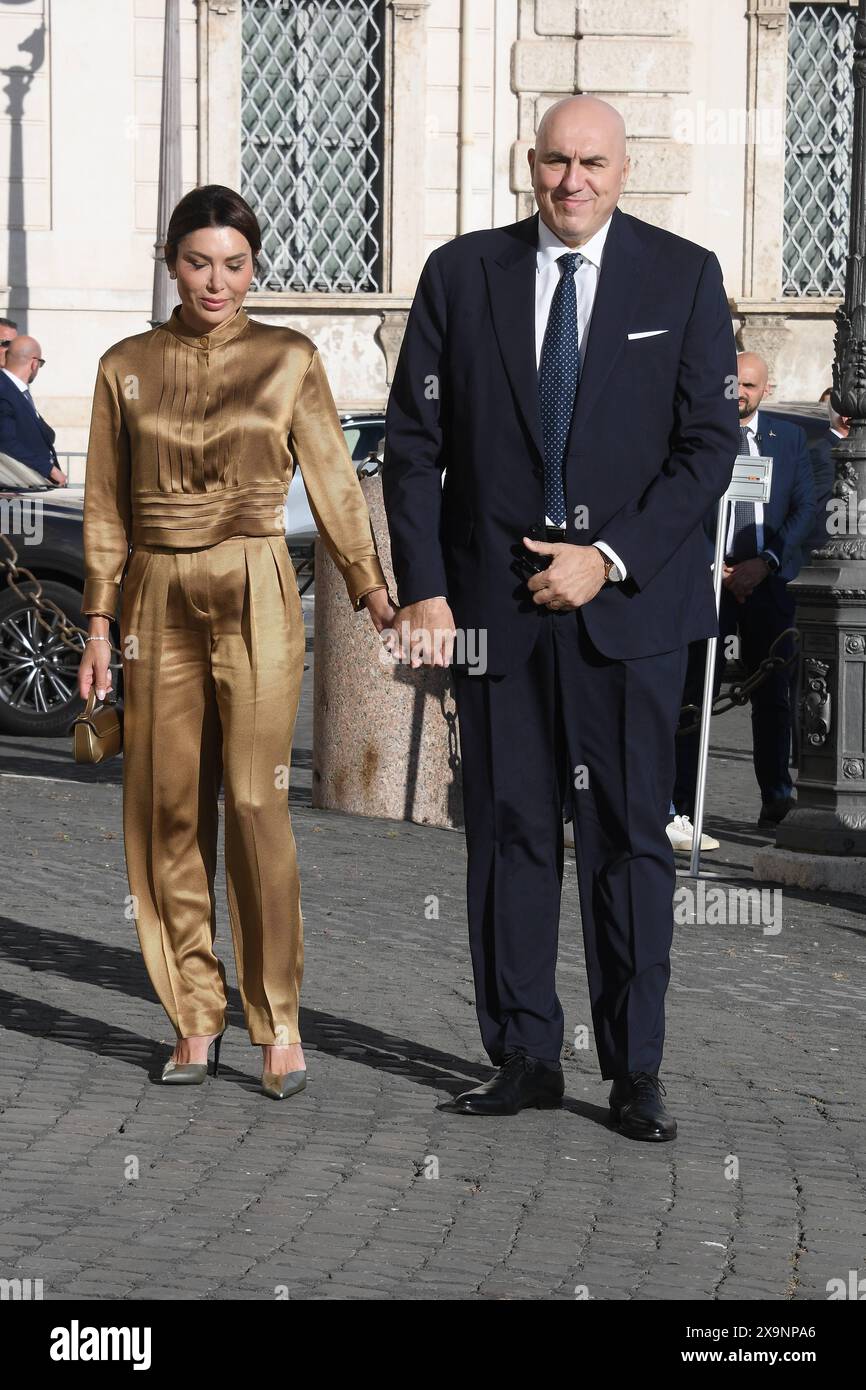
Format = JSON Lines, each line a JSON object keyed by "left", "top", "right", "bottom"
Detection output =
{"left": 241, "top": 0, "right": 386, "bottom": 293}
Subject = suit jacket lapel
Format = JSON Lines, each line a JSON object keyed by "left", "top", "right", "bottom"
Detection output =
{"left": 482, "top": 212, "right": 545, "bottom": 462}
{"left": 571, "top": 206, "right": 644, "bottom": 433}
{"left": 36, "top": 412, "right": 54, "bottom": 445}
{"left": 482, "top": 207, "right": 647, "bottom": 463}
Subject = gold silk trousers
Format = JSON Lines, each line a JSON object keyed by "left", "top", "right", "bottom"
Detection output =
{"left": 119, "top": 533, "right": 306, "bottom": 1045}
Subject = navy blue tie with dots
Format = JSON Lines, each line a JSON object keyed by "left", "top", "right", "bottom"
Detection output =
{"left": 538, "top": 251, "right": 584, "bottom": 527}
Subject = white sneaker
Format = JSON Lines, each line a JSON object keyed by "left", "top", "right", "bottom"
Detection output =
{"left": 666, "top": 814, "right": 719, "bottom": 853}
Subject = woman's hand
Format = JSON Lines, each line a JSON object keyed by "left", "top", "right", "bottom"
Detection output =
{"left": 77, "top": 617, "right": 114, "bottom": 702}
{"left": 362, "top": 586, "right": 398, "bottom": 633}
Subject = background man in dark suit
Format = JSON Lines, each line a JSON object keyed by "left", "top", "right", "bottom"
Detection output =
{"left": 0, "top": 334, "right": 66, "bottom": 485}
{"left": 673, "top": 352, "right": 814, "bottom": 828}
{"left": 382, "top": 95, "right": 739, "bottom": 1140}
{"left": 0, "top": 316, "right": 18, "bottom": 370}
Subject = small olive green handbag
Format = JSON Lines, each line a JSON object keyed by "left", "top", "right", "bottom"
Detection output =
{"left": 72, "top": 689, "right": 123, "bottom": 763}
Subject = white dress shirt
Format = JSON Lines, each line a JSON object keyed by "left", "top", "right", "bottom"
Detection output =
{"left": 536, "top": 213, "right": 626, "bottom": 580}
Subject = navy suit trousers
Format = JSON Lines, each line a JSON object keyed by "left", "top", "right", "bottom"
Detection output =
{"left": 452, "top": 610, "right": 688, "bottom": 1078}
{"left": 674, "top": 576, "right": 797, "bottom": 812}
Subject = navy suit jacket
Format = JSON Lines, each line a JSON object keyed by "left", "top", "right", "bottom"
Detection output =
{"left": 706, "top": 414, "right": 815, "bottom": 582}
{"left": 0, "top": 370, "right": 57, "bottom": 479}
{"left": 802, "top": 427, "right": 839, "bottom": 557}
{"left": 382, "top": 206, "right": 740, "bottom": 674}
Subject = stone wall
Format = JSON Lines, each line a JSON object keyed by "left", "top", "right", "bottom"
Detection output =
{"left": 0, "top": 0, "right": 846, "bottom": 467}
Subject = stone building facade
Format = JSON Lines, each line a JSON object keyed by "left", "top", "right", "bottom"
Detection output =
{"left": 0, "top": 0, "right": 855, "bottom": 476}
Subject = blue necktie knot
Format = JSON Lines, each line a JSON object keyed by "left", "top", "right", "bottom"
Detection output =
{"left": 558, "top": 251, "right": 584, "bottom": 278}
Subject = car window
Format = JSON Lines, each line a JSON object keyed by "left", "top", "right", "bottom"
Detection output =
{"left": 353, "top": 425, "right": 385, "bottom": 462}
{"left": 762, "top": 412, "right": 828, "bottom": 447}
{"left": 342, "top": 427, "right": 361, "bottom": 458}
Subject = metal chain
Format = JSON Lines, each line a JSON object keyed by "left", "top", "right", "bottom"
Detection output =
{"left": 676, "top": 627, "right": 802, "bottom": 737}
{"left": 0, "top": 532, "right": 122, "bottom": 658}
{"left": 292, "top": 551, "right": 315, "bottom": 596}
{"left": 440, "top": 670, "right": 461, "bottom": 776}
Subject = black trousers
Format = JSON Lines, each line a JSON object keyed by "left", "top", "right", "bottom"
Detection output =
{"left": 673, "top": 577, "right": 796, "bottom": 815}
{"left": 452, "top": 610, "right": 688, "bottom": 1079}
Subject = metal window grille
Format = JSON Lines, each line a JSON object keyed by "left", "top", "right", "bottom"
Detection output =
{"left": 783, "top": 2, "right": 855, "bottom": 297}
{"left": 241, "top": 0, "right": 385, "bottom": 293}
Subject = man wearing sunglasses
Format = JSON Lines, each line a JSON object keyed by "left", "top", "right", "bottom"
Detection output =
{"left": 0, "top": 334, "right": 67, "bottom": 486}
{"left": 0, "top": 316, "right": 18, "bottom": 370}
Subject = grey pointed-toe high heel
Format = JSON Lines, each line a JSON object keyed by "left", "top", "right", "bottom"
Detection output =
{"left": 261, "top": 1068, "right": 307, "bottom": 1100}
{"left": 160, "top": 1027, "right": 226, "bottom": 1085}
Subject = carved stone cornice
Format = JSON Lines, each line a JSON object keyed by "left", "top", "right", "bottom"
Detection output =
{"left": 391, "top": 0, "right": 430, "bottom": 19}
{"left": 748, "top": 0, "right": 789, "bottom": 32}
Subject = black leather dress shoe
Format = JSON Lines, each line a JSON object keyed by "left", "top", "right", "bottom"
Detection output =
{"left": 454, "top": 1053, "right": 564, "bottom": 1115}
{"left": 609, "top": 1072, "right": 677, "bottom": 1141}
{"left": 758, "top": 795, "right": 795, "bottom": 827}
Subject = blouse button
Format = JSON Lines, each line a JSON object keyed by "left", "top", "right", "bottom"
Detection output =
{"left": 199, "top": 336, "right": 208, "bottom": 347}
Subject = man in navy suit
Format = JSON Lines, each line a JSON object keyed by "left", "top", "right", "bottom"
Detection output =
{"left": 382, "top": 96, "right": 739, "bottom": 1139}
{"left": 673, "top": 352, "right": 814, "bottom": 828}
{"left": 0, "top": 334, "right": 67, "bottom": 485}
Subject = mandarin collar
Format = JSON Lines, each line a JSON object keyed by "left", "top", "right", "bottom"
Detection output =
{"left": 161, "top": 303, "right": 250, "bottom": 349}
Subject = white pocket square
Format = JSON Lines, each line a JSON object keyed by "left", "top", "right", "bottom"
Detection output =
{"left": 627, "top": 330, "right": 669, "bottom": 339}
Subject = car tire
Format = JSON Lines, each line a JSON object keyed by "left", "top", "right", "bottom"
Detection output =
{"left": 0, "top": 580, "right": 121, "bottom": 737}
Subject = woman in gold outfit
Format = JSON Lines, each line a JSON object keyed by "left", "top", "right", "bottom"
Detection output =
{"left": 77, "top": 186, "right": 394, "bottom": 1098}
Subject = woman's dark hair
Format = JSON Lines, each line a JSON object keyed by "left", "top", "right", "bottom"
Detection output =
{"left": 164, "top": 185, "right": 262, "bottom": 273}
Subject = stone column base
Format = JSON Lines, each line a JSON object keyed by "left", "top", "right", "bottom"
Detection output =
{"left": 312, "top": 474, "right": 464, "bottom": 829}
{"left": 753, "top": 847, "right": 866, "bottom": 895}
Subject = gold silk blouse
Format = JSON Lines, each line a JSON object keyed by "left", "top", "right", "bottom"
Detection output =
{"left": 81, "top": 303, "right": 387, "bottom": 617}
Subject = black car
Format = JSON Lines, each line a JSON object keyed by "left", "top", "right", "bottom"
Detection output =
{"left": 0, "top": 455, "right": 102, "bottom": 737}
{"left": 760, "top": 400, "right": 836, "bottom": 483}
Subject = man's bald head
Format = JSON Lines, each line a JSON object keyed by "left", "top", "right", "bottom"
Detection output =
{"left": 529, "top": 96, "right": 629, "bottom": 247}
{"left": 536, "top": 96, "right": 627, "bottom": 162}
{"left": 5, "top": 335, "right": 43, "bottom": 384}
{"left": 736, "top": 351, "right": 770, "bottom": 420}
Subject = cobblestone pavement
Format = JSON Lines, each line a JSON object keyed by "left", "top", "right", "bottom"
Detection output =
{"left": 0, "top": 600, "right": 864, "bottom": 1301}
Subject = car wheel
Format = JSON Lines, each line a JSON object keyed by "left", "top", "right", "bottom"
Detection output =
{"left": 0, "top": 581, "right": 121, "bottom": 737}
